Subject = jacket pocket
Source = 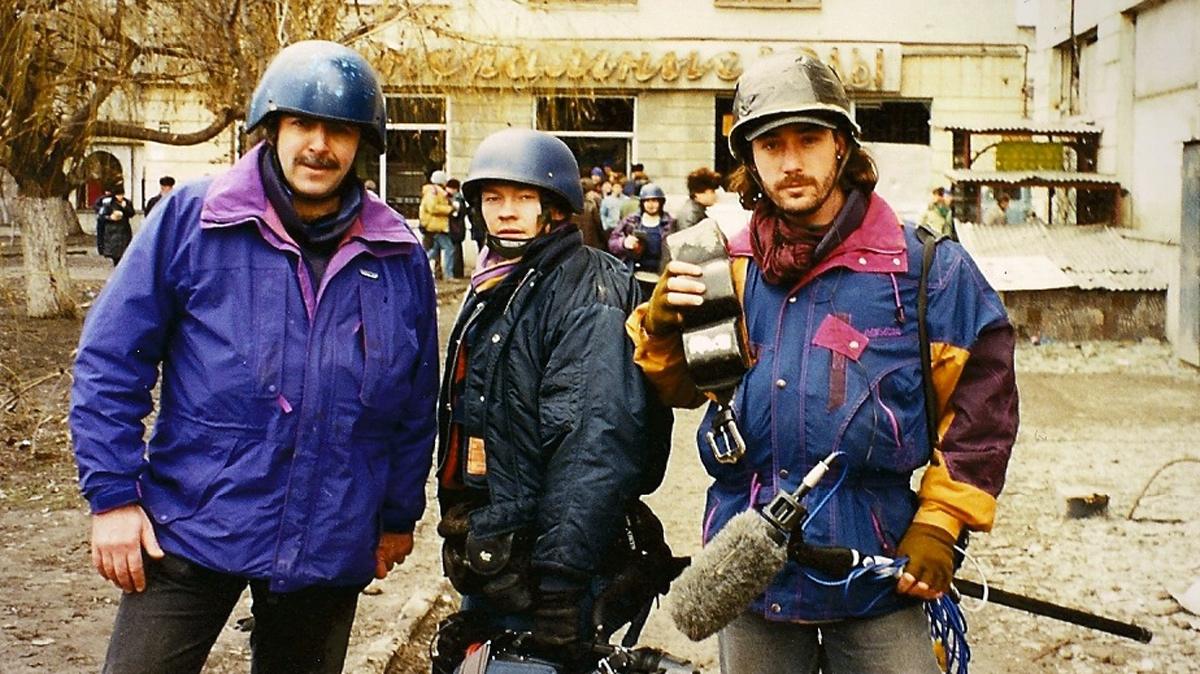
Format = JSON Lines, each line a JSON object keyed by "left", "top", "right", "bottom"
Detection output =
{"left": 811, "top": 313, "right": 869, "bottom": 411}
{"left": 356, "top": 279, "right": 418, "bottom": 412}
{"left": 187, "top": 264, "right": 287, "bottom": 404}
{"left": 836, "top": 359, "right": 928, "bottom": 473}
{"left": 141, "top": 421, "right": 238, "bottom": 524}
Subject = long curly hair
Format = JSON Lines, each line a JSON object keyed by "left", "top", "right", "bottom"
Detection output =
{"left": 729, "top": 137, "right": 878, "bottom": 211}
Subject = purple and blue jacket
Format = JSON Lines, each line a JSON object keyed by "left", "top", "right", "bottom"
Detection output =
{"left": 629, "top": 193, "right": 1018, "bottom": 621}
{"left": 70, "top": 144, "right": 438, "bottom": 592}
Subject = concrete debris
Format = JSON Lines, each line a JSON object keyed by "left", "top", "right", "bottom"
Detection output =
{"left": 1169, "top": 579, "right": 1200, "bottom": 616}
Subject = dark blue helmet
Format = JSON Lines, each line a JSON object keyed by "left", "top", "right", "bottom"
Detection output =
{"left": 462, "top": 129, "right": 584, "bottom": 213}
{"left": 246, "top": 41, "right": 387, "bottom": 151}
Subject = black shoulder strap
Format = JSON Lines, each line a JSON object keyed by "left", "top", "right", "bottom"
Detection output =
{"left": 915, "top": 225, "right": 945, "bottom": 453}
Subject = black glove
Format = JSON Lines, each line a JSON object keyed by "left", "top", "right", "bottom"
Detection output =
{"left": 531, "top": 586, "right": 586, "bottom": 660}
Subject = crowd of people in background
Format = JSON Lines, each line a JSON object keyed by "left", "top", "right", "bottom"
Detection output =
{"left": 90, "top": 149, "right": 1036, "bottom": 282}
{"left": 410, "top": 161, "right": 726, "bottom": 284}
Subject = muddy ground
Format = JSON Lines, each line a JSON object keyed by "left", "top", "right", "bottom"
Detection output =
{"left": 1, "top": 248, "right": 1198, "bottom": 673}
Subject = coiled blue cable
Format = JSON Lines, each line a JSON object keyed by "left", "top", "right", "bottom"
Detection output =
{"left": 925, "top": 593, "right": 971, "bottom": 674}
{"left": 797, "top": 453, "right": 972, "bottom": 672}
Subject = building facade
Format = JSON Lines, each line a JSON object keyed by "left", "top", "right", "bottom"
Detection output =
{"left": 86, "top": 0, "right": 1034, "bottom": 225}
{"left": 358, "top": 0, "right": 1034, "bottom": 222}
{"left": 1023, "top": 0, "right": 1200, "bottom": 362}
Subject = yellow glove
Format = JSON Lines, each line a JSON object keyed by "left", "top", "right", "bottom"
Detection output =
{"left": 896, "top": 522, "right": 956, "bottom": 594}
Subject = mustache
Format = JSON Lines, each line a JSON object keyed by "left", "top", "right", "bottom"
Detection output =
{"left": 774, "top": 176, "right": 817, "bottom": 191}
{"left": 295, "top": 153, "right": 340, "bottom": 170}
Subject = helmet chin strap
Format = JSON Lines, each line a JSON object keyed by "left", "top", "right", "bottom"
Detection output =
{"left": 483, "top": 209, "right": 554, "bottom": 260}
{"left": 485, "top": 232, "right": 537, "bottom": 260}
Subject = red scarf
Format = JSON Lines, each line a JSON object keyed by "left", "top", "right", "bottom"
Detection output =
{"left": 748, "top": 201, "right": 831, "bottom": 286}
{"left": 749, "top": 191, "right": 869, "bottom": 287}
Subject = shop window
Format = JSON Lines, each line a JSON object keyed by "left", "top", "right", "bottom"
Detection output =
{"left": 357, "top": 96, "right": 448, "bottom": 219}
{"left": 536, "top": 97, "right": 635, "bottom": 177}
{"left": 855, "top": 100, "right": 931, "bottom": 145}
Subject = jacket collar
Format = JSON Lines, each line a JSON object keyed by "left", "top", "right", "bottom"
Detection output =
{"left": 199, "top": 143, "right": 417, "bottom": 248}
{"left": 728, "top": 192, "right": 908, "bottom": 280}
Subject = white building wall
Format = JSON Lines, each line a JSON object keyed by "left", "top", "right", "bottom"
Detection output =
{"left": 452, "top": 0, "right": 1027, "bottom": 46}
{"left": 446, "top": 92, "right": 536, "bottom": 181}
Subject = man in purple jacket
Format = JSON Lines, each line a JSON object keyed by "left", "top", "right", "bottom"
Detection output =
{"left": 69, "top": 41, "right": 438, "bottom": 674}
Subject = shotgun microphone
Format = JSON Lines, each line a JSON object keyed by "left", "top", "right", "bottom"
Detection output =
{"left": 666, "top": 453, "right": 839, "bottom": 641}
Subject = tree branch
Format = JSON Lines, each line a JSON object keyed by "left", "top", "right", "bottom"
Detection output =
{"left": 93, "top": 107, "right": 238, "bottom": 145}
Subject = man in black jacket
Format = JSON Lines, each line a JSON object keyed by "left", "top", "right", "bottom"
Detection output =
{"left": 97, "top": 185, "right": 135, "bottom": 265}
{"left": 435, "top": 128, "right": 672, "bottom": 671}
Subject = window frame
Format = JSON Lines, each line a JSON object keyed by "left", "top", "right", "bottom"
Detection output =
{"left": 374, "top": 94, "right": 450, "bottom": 218}
{"left": 533, "top": 95, "right": 638, "bottom": 175}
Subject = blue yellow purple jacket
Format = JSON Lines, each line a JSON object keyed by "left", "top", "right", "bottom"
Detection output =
{"left": 626, "top": 192, "right": 1018, "bottom": 621}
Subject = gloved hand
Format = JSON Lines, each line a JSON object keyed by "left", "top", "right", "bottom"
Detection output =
{"left": 530, "top": 586, "right": 586, "bottom": 659}
{"left": 642, "top": 262, "right": 705, "bottom": 336}
{"left": 896, "top": 522, "right": 957, "bottom": 596}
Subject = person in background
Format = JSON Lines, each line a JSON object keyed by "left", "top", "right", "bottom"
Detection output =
{"left": 601, "top": 173, "right": 628, "bottom": 233}
{"left": 143, "top": 176, "right": 176, "bottom": 217}
{"left": 983, "top": 191, "right": 1011, "bottom": 227}
{"left": 421, "top": 169, "right": 455, "bottom": 280}
{"left": 627, "top": 53, "right": 1018, "bottom": 674}
{"left": 919, "top": 186, "right": 953, "bottom": 237}
{"left": 97, "top": 185, "right": 135, "bottom": 266}
{"left": 447, "top": 178, "right": 468, "bottom": 279}
{"left": 363, "top": 178, "right": 378, "bottom": 194}
{"left": 70, "top": 40, "right": 438, "bottom": 674}
{"left": 573, "top": 177, "right": 605, "bottom": 249}
{"left": 675, "top": 167, "right": 723, "bottom": 230}
{"left": 93, "top": 188, "right": 114, "bottom": 256}
{"left": 620, "top": 171, "right": 650, "bottom": 220}
{"left": 608, "top": 182, "right": 675, "bottom": 291}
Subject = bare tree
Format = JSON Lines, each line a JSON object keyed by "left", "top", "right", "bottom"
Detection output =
{"left": 0, "top": 0, "right": 451, "bottom": 318}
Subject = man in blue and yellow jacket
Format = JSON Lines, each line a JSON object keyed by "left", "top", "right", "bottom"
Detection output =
{"left": 627, "top": 53, "right": 1018, "bottom": 674}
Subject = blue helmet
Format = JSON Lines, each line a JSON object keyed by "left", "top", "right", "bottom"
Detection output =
{"left": 638, "top": 183, "right": 666, "bottom": 201}
{"left": 462, "top": 129, "right": 584, "bottom": 213}
{"left": 246, "top": 41, "right": 387, "bottom": 151}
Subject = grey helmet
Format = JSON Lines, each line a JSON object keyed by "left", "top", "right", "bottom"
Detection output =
{"left": 462, "top": 128, "right": 584, "bottom": 213}
{"left": 727, "top": 53, "right": 861, "bottom": 162}
{"left": 246, "top": 41, "right": 387, "bottom": 151}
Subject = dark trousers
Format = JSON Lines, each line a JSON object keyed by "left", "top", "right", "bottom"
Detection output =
{"left": 452, "top": 241, "right": 465, "bottom": 278}
{"left": 102, "top": 554, "right": 362, "bottom": 674}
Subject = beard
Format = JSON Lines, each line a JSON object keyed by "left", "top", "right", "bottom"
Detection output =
{"left": 766, "top": 169, "right": 837, "bottom": 221}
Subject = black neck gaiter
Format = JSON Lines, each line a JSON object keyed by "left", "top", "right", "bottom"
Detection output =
{"left": 260, "top": 146, "right": 363, "bottom": 284}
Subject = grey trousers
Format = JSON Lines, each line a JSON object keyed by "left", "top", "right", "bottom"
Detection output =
{"left": 718, "top": 605, "right": 942, "bottom": 674}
